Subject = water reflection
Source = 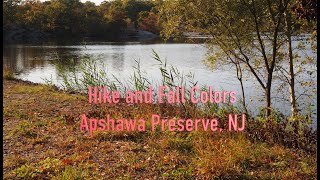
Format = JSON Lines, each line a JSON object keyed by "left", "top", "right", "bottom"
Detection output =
{"left": 110, "top": 47, "right": 125, "bottom": 71}
{"left": 3, "top": 42, "right": 317, "bottom": 128}
{"left": 4, "top": 46, "right": 44, "bottom": 73}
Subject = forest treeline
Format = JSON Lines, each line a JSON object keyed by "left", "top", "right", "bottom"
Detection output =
{"left": 3, "top": 0, "right": 162, "bottom": 40}
{"left": 3, "top": 0, "right": 316, "bottom": 41}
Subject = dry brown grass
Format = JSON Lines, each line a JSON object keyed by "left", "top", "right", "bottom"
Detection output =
{"left": 3, "top": 79, "right": 317, "bottom": 179}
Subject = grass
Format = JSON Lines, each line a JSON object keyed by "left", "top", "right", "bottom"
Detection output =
{"left": 3, "top": 52, "right": 317, "bottom": 179}
{"left": 3, "top": 65, "right": 15, "bottom": 80}
{"left": 3, "top": 79, "right": 317, "bottom": 179}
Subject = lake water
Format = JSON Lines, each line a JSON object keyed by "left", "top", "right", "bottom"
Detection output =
{"left": 3, "top": 41, "right": 317, "bottom": 128}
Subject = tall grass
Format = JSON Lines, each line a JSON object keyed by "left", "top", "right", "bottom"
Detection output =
{"left": 53, "top": 50, "right": 198, "bottom": 99}
{"left": 54, "top": 56, "right": 120, "bottom": 93}
{"left": 51, "top": 50, "right": 316, "bottom": 153}
{"left": 3, "top": 65, "right": 15, "bottom": 80}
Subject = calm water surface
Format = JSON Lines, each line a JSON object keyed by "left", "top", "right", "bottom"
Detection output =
{"left": 3, "top": 41, "right": 317, "bottom": 128}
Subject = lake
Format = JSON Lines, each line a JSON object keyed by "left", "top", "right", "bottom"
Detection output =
{"left": 3, "top": 40, "right": 317, "bottom": 128}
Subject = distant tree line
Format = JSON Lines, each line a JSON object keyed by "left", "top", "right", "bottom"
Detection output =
{"left": 3, "top": 0, "right": 162, "bottom": 39}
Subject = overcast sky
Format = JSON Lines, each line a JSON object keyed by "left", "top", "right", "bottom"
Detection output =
{"left": 41, "top": 0, "right": 106, "bottom": 5}
{"left": 81, "top": 0, "right": 105, "bottom": 5}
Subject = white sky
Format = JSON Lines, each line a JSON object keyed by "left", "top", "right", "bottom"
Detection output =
{"left": 40, "top": 0, "right": 106, "bottom": 5}
{"left": 80, "top": 0, "right": 105, "bottom": 5}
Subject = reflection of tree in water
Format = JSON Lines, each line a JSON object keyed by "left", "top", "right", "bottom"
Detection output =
{"left": 3, "top": 46, "right": 47, "bottom": 74}
{"left": 52, "top": 49, "right": 81, "bottom": 78}
{"left": 111, "top": 54, "right": 124, "bottom": 72}
{"left": 3, "top": 46, "right": 82, "bottom": 76}
{"left": 111, "top": 47, "right": 125, "bottom": 72}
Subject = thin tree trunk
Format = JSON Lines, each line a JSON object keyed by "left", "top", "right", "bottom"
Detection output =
{"left": 240, "top": 77, "right": 247, "bottom": 114}
{"left": 265, "top": 82, "right": 272, "bottom": 117}
{"left": 284, "top": 10, "right": 297, "bottom": 115}
{"left": 236, "top": 63, "right": 248, "bottom": 114}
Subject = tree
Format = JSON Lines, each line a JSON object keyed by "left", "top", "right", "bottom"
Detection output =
{"left": 122, "top": 0, "right": 154, "bottom": 28}
{"left": 100, "top": 0, "right": 127, "bottom": 35}
{"left": 160, "top": 0, "right": 295, "bottom": 117}
{"left": 4, "top": 0, "right": 162, "bottom": 40}
{"left": 282, "top": 0, "right": 316, "bottom": 116}
{"left": 138, "top": 11, "right": 160, "bottom": 34}
{"left": 19, "top": 0, "right": 47, "bottom": 30}
{"left": 3, "top": 0, "right": 21, "bottom": 27}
